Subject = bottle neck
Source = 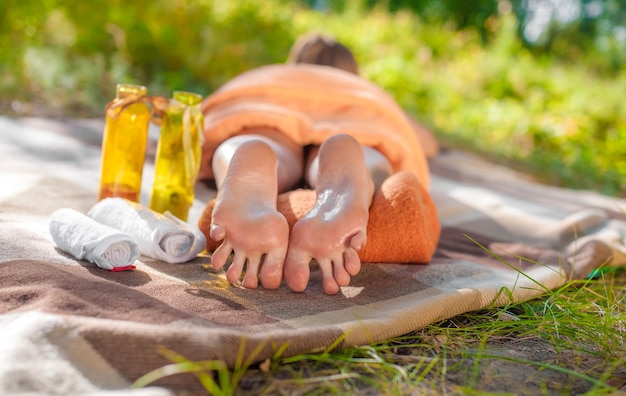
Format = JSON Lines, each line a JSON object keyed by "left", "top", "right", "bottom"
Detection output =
{"left": 172, "top": 91, "right": 203, "bottom": 106}
{"left": 116, "top": 84, "right": 147, "bottom": 99}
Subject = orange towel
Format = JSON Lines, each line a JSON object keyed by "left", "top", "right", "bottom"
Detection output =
{"left": 198, "top": 171, "right": 440, "bottom": 263}
{"left": 200, "top": 64, "right": 430, "bottom": 188}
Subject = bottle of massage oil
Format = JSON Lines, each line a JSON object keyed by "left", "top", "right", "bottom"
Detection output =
{"left": 149, "top": 91, "right": 204, "bottom": 221}
{"left": 98, "top": 84, "right": 151, "bottom": 202}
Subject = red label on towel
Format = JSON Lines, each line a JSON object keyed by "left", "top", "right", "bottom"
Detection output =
{"left": 110, "top": 265, "right": 136, "bottom": 272}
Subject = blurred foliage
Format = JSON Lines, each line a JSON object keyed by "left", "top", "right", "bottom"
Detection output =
{"left": 0, "top": 0, "right": 625, "bottom": 195}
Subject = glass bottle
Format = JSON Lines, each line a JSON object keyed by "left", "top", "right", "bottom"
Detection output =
{"left": 149, "top": 91, "right": 204, "bottom": 221}
{"left": 98, "top": 84, "right": 151, "bottom": 202}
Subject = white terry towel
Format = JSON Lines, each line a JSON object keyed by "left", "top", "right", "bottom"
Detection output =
{"left": 88, "top": 198, "right": 206, "bottom": 264}
{"left": 49, "top": 208, "right": 140, "bottom": 270}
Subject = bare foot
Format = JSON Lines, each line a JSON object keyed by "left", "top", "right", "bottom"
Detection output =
{"left": 284, "top": 134, "right": 375, "bottom": 294}
{"left": 210, "top": 140, "right": 289, "bottom": 289}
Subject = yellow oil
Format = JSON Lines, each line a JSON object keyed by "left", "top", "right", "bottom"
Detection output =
{"left": 98, "top": 84, "right": 151, "bottom": 202}
{"left": 150, "top": 91, "right": 203, "bottom": 221}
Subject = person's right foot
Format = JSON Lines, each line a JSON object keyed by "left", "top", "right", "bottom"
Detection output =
{"left": 284, "top": 134, "right": 374, "bottom": 295}
{"left": 210, "top": 140, "right": 289, "bottom": 289}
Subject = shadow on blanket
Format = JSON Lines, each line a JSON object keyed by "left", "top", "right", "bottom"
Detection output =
{"left": 1, "top": 117, "right": 625, "bottom": 394}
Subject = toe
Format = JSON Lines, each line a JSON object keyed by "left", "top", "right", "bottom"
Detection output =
{"left": 211, "top": 241, "right": 232, "bottom": 270}
{"left": 349, "top": 229, "right": 367, "bottom": 251}
{"left": 284, "top": 248, "right": 312, "bottom": 292}
{"left": 333, "top": 258, "right": 351, "bottom": 287}
{"left": 209, "top": 223, "right": 226, "bottom": 241}
{"left": 260, "top": 249, "right": 286, "bottom": 290}
{"left": 344, "top": 248, "right": 362, "bottom": 276}
{"left": 226, "top": 252, "right": 246, "bottom": 284}
{"left": 318, "top": 258, "right": 340, "bottom": 295}
{"left": 241, "top": 254, "right": 261, "bottom": 289}
{"left": 322, "top": 277, "right": 340, "bottom": 295}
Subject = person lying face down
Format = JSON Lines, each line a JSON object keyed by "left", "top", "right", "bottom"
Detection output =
{"left": 198, "top": 33, "right": 440, "bottom": 295}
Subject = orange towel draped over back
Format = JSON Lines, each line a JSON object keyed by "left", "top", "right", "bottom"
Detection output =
{"left": 198, "top": 64, "right": 440, "bottom": 263}
{"left": 200, "top": 64, "right": 430, "bottom": 188}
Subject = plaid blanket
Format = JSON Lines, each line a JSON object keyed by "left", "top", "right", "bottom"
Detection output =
{"left": 1, "top": 116, "right": 625, "bottom": 395}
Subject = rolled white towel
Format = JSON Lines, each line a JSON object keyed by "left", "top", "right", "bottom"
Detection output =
{"left": 49, "top": 208, "right": 140, "bottom": 270}
{"left": 88, "top": 198, "right": 206, "bottom": 264}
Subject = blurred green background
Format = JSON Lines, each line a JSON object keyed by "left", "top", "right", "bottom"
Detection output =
{"left": 1, "top": 0, "right": 625, "bottom": 195}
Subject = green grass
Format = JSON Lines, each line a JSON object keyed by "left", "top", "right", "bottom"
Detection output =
{"left": 132, "top": 269, "right": 625, "bottom": 395}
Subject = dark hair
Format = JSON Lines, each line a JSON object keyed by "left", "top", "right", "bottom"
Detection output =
{"left": 287, "top": 33, "right": 359, "bottom": 75}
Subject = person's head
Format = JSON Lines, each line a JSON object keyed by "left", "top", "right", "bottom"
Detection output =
{"left": 287, "top": 33, "right": 359, "bottom": 75}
